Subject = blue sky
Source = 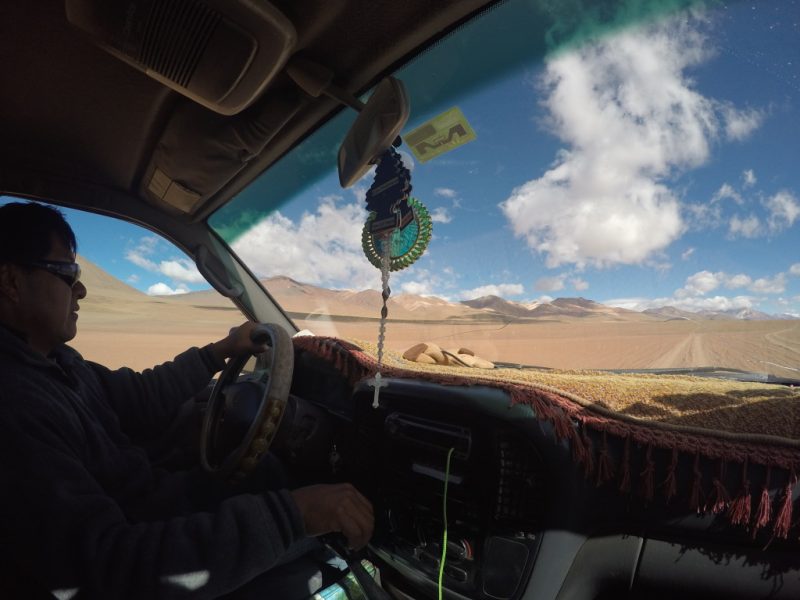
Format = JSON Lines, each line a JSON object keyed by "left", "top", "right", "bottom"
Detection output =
{"left": 2, "top": 0, "right": 799, "bottom": 315}
{"left": 222, "top": 0, "right": 800, "bottom": 316}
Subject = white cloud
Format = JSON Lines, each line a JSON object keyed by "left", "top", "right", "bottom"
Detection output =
{"left": 393, "top": 266, "right": 457, "bottom": 300}
{"left": 712, "top": 183, "right": 743, "bottom": 205}
{"left": 147, "top": 282, "right": 189, "bottom": 296}
{"left": 430, "top": 207, "right": 452, "bottom": 224}
{"left": 742, "top": 169, "right": 757, "bottom": 187}
{"left": 683, "top": 202, "right": 723, "bottom": 230}
{"left": 125, "top": 237, "right": 204, "bottom": 285}
{"left": 126, "top": 249, "right": 157, "bottom": 270}
{"left": 607, "top": 294, "right": 755, "bottom": 313}
{"left": 728, "top": 214, "right": 762, "bottom": 238}
{"left": 499, "top": 16, "right": 764, "bottom": 269}
{"left": 232, "top": 196, "right": 378, "bottom": 290}
{"left": 459, "top": 283, "right": 525, "bottom": 300}
{"left": 136, "top": 236, "right": 159, "bottom": 253}
{"left": 678, "top": 270, "right": 722, "bottom": 296}
{"left": 726, "top": 273, "right": 752, "bottom": 289}
{"left": 126, "top": 274, "right": 140, "bottom": 284}
{"left": 679, "top": 295, "right": 755, "bottom": 312}
{"left": 534, "top": 275, "right": 566, "bottom": 292}
{"left": 724, "top": 191, "right": 799, "bottom": 239}
{"left": 674, "top": 270, "right": 782, "bottom": 298}
{"left": 125, "top": 236, "right": 160, "bottom": 270}
{"left": 571, "top": 277, "right": 589, "bottom": 291}
{"left": 604, "top": 297, "right": 652, "bottom": 311}
{"left": 649, "top": 259, "right": 673, "bottom": 273}
{"left": 749, "top": 273, "right": 786, "bottom": 295}
{"left": 721, "top": 105, "right": 763, "bottom": 140}
{"left": 400, "top": 280, "right": 437, "bottom": 296}
{"left": 765, "top": 190, "right": 800, "bottom": 233}
{"left": 434, "top": 187, "right": 458, "bottom": 199}
{"left": 681, "top": 247, "right": 695, "bottom": 260}
{"left": 159, "top": 258, "right": 205, "bottom": 283}
{"left": 790, "top": 263, "right": 800, "bottom": 276}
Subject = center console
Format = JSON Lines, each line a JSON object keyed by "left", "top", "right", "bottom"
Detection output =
{"left": 350, "top": 381, "right": 549, "bottom": 599}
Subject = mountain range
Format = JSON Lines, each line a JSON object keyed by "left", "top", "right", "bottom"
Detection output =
{"left": 75, "top": 256, "right": 797, "bottom": 322}
{"left": 168, "top": 275, "right": 799, "bottom": 322}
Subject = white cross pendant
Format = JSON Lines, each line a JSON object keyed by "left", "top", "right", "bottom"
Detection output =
{"left": 367, "top": 372, "right": 387, "bottom": 408}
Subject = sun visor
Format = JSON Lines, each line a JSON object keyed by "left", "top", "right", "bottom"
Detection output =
{"left": 140, "top": 89, "right": 306, "bottom": 215}
{"left": 66, "top": 0, "right": 296, "bottom": 115}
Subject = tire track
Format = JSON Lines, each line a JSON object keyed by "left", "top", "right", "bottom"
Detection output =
{"left": 649, "top": 330, "right": 709, "bottom": 368}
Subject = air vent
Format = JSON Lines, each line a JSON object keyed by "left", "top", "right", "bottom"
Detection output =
{"left": 139, "top": 0, "right": 220, "bottom": 88}
{"left": 66, "top": 0, "right": 296, "bottom": 115}
{"left": 494, "top": 432, "right": 546, "bottom": 528}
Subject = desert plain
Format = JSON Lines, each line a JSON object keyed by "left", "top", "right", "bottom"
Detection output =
{"left": 71, "top": 258, "right": 800, "bottom": 379}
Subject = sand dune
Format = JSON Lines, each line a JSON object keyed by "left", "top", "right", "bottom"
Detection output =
{"left": 69, "top": 257, "right": 800, "bottom": 379}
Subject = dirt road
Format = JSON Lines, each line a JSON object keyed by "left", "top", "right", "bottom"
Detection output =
{"left": 301, "top": 317, "right": 800, "bottom": 378}
{"left": 71, "top": 298, "right": 800, "bottom": 379}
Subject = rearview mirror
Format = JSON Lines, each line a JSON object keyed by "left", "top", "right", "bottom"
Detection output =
{"left": 338, "top": 77, "right": 410, "bottom": 188}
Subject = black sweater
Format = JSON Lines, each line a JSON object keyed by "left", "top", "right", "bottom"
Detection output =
{"left": 0, "top": 326, "right": 306, "bottom": 599}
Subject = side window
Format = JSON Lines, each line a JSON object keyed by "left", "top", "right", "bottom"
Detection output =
{"left": 0, "top": 198, "right": 244, "bottom": 370}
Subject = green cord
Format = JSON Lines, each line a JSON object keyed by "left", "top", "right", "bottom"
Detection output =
{"left": 438, "top": 447, "right": 455, "bottom": 600}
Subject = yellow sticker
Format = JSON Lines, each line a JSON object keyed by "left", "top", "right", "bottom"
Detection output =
{"left": 405, "top": 107, "right": 477, "bottom": 163}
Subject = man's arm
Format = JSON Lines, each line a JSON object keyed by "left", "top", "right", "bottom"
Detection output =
{"left": 90, "top": 322, "right": 271, "bottom": 440}
{"left": 208, "top": 321, "right": 270, "bottom": 365}
{"left": 0, "top": 402, "right": 302, "bottom": 599}
{"left": 0, "top": 398, "right": 374, "bottom": 598}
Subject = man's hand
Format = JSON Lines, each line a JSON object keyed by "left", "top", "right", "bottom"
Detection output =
{"left": 211, "top": 321, "right": 270, "bottom": 362}
{"left": 291, "top": 483, "right": 374, "bottom": 550}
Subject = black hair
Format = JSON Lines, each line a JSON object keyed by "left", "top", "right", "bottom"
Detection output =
{"left": 0, "top": 201, "right": 77, "bottom": 263}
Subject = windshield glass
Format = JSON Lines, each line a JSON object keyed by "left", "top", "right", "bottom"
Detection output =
{"left": 210, "top": 0, "right": 800, "bottom": 377}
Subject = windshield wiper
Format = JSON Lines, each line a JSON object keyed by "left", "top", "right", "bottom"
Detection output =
{"left": 492, "top": 363, "right": 800, "bottom": 386}
{"left": 493, "top": 361, "right": 553, "bottom": 371}
{"left": 606, "top": 367, "right": 800, "bottom": 386}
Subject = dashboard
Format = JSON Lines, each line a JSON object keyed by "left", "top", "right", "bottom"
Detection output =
{"left": 350, "top": 381, "right": 545, "bottom": 600}
{"left": 284, "top": 350, "right": 800, "bottom": 600}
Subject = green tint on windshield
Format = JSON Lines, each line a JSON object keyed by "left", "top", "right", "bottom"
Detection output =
{"left": 209, "top": 0, "right": 706, "bottom": 243}
{"left": 207, "top": 0, "right": 800, "bottom": 377}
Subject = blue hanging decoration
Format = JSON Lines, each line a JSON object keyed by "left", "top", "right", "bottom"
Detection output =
{"left": 361, "top": 147, "right": 432, "bottom": 271}
{"left": 360, "top": 145, "right": 431, "bottom": 408}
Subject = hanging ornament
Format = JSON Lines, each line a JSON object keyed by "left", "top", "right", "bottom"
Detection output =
{"left": 361, "top": 146, "right": 432, "bottom": 408}
{"left": 362, "top": 196, "right": 431, "bottom": 270}
{"left": 361, "top": 147, "right": 431, "bottom": 268}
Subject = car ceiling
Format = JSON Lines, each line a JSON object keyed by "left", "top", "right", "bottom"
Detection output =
{"left": 0, "top": 0, "right": 496, "bottom": 228}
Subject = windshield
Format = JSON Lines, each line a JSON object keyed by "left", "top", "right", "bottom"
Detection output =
{"left": 210, "top": 0, "right": 800, "bottom": 377}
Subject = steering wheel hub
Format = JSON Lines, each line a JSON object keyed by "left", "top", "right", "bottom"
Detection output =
{"left": 200, "top": 323, "right": 294, "bottom": 482}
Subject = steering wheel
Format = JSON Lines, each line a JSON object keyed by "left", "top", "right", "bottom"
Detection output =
{"left": 199, "top": 324, "right": 388, "bottom": 597}
{"left": 200, "top": 323, "right": 294, "bottom": 482}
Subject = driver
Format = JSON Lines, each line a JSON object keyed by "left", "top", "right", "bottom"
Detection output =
{"left": 0, "top": 201, "right": 374, "bottom": 599}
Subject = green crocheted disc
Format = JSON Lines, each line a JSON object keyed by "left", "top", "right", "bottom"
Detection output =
{"left": 362, "top": 197, "right": 432, "bottom": 271}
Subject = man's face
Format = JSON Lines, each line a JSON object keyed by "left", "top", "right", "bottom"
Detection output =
{"left": 12, "top": 233, "right": 87, "bottom": 355}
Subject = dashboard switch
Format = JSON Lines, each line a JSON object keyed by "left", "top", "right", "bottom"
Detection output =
{"left": 444, "top": 565, "right": 469, "bottom": 583}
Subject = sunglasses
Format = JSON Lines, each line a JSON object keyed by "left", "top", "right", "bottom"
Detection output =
{"left": 24, "top": 260, "right": 82, "bottom": 288}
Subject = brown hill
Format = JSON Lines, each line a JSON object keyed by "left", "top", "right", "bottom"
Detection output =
{"left": 540, "top": 297, "right": 642, "bottom": 320}
{"left": 171, "top": 276, "right": 486, "bottom": 321}
{"left": 78, "top": 254, "right": 145, "bottom": 300}
{"left": 643, "top": 306, "right": 697, "bottom": 321}
{"left": 78, "top": 261, "right": 797, "bottom": 324}
{"left": 461, "top": 294, "right": 646, "bottom": 321}
{"left": 461, "top": 295, "right": 535, "bottom": 318}
{"left": 73, "top": 255, "right": 243, "bottom": 338}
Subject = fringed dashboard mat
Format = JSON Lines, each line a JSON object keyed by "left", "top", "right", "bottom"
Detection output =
{"left": 293, "top": 336, "right": 800, "bottom": 540}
